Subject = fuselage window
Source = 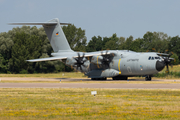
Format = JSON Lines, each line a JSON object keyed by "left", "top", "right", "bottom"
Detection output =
{"left": 152, "top": 57, "right": 154, "bottom": 60}
{"left": 155, "top": 57, "right": 160, "bottom": 59}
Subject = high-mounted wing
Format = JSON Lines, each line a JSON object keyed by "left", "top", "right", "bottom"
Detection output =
{"left": 26, "top": 56, "right": 67, "bottom": 62}
{"left": 157, "top": 53, "right": 169, "bottom": 56}
{"left": 26, "top": 51, "right": 114, "bottom": 62}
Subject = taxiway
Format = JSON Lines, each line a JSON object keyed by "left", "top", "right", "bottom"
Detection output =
{"left": 0, "top": 77, "right": 180, "bottom": 89}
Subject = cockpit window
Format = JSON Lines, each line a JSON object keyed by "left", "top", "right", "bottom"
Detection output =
{"left": 149, "top": 56, "right": 161, "bottom": 60}
{"left": 155, "top": 57, "right": 160, "bottom": 59}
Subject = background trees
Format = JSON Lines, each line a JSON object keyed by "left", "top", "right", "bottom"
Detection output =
{"left": 62, "top": 24, "right": 87, "bottom": 51}
{"left": 0, "top": 25, "right": 179, "bottom": 73}
{"left": 10, "top": 32, "right": 42, "bottom": 73}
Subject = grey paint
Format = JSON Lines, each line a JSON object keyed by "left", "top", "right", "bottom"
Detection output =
{"left": 10, "top": 18, "right": 168, "bottom": 79}
{"left": 43, "top": 18, "right": 72, "bottom": 52}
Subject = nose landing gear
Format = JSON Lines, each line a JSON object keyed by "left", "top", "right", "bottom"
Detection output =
{"left": 145, "top": 75, "right": 151, "bottom": 81}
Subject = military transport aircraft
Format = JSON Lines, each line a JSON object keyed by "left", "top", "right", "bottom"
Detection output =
{"left": 9, "top": 18, "right": 174, "bottom": 81}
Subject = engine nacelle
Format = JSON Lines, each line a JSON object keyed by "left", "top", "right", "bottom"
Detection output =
{"left": 66, "top": 57, "right": 90, "bottom": 73}
{"left": 91, "top": 55, "right": 103, "bottom": 65}
{"left": 65, "top": 57, "right": 76, "bottom": 66}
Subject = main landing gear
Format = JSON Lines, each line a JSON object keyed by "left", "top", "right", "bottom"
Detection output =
{"left": 145, "top": 76, "right": 151, "bottom": 81}
{"left": 91, "top": 77, "right": 107, "bottom": 80}
{"left": 112, "top": 76, "right": 127, "bottom": 80}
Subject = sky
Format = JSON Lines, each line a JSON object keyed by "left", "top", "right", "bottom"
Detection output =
{"left": 0, "top": 0, "right": 180, "bottom": 42}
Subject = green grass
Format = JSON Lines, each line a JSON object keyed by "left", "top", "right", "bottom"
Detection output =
{"left": 0, "top": 88, "right": 180, "bottom": 120}
{"left": 0, "top": 79, "right": 180, "bottom": 84}
{"left": 0, "top": 72, "right": 86, "bottom": 78}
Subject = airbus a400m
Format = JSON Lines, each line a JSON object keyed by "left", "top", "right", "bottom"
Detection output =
{"left": 10, "top": 18, "right": 173, "bottom": 81}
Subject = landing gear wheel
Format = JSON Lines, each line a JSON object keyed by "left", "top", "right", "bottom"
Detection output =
{"left": 91, "top": 77, "right": 107, "bottom": 80}
{"left": 145, "top": 76, "right": 151, "bottom": 81}
{"left": 112, "top": 76, "right": 128, "bottom": 80}
{"left": 101, "top": 77, "right": 107, "bottom": 80}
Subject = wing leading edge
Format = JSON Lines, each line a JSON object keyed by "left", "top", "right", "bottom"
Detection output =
{"left": 26, "top": 56, "right": 67, "bottom": 62}
{"left": 26, "top": 51, "right": 114, "bottom": 62}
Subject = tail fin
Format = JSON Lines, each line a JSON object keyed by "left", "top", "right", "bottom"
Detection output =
{"left": 9, "top": 18, "right": 73, "bottom": 52}
{"left": 43, "top": 18, "right": 72, "bottom": 52}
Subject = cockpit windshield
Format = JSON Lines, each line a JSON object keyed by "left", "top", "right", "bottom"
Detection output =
{"left": 148, "top": 56, "right": 161, "bottom": 60}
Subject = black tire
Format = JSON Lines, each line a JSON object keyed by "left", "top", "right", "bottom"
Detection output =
{"left": 123, "top": 77, "right": 128, "bottom": 80}
{"left": 101, "top": 77, "right": 107, "bottom": 80}
{"left": 91, "top": 77, "right": 107, "bottom": 80}
{"left": 112, "top": 76, "right": 127, "bottom": 80}
{"left": 91, "top": 78, "right": 95, "bottom": 80}
{"left": 145, "top": 77, "right": 151, "bottom": 81}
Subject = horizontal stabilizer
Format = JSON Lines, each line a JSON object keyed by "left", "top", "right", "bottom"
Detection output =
{"left": 26, "top": 56, "right": 67, "bottom": 62}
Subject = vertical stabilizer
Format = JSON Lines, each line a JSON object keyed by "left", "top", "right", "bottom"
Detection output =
{"left": 43, "top": 18, "right": 72, "bottom": 52}
{"left": 9, "top": 18, "right": 73, "bottom": 52}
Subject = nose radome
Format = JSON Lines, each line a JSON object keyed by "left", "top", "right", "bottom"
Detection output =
{"left": 156, "top": 61, "right": 165, "bottom": 71}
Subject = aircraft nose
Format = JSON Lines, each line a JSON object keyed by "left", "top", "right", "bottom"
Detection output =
{"left": 156, "top": 61, "right": 165, "bottom": 71}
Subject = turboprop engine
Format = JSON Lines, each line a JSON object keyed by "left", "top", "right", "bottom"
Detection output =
{"left": 91, "top": 55, "right": 103, "bottom": 65}
{"left": 66, "top": 57, "right": 76, "bottom": 66}
{"left": 65, "top": 53, "right": 90, "bottom": 72}
{"left": 91, "top": 51, "right": 113, "bottom": 69}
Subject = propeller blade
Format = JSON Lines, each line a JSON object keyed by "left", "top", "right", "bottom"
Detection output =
{"left": 78, "top": 53, "right": 80, "bottom": 58}
{"left": 73, "top": 52, "right": 89, "bottom": 72}
{"left": 74, "top": 57, "right": 78, "bottom": 61}
{"left": 170, "top": 64, "right": 173, "bottom": 68}
{"left": 80, "top": 66, "right": 83, "bottom": 71}
{"left": 106, "top": 50, "right": 108, "bottom": 55}
{"left": 166, "top": 65, "right": 169, "bottom": 73}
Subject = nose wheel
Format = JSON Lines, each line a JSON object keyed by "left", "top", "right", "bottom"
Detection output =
{"left": 145, "top": 76, "right": 151, "bottom": 81}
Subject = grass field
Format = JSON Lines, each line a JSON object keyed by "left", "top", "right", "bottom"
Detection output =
{"left": 0, "top": 88, "right": 180, "bottom": 120}
{"left": 0, "top": 72, "right": 86, "bottom": 78}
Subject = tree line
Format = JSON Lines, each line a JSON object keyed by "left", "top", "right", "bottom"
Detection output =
{"left": 0, "top": 25, "right": 179, "bottom": 73}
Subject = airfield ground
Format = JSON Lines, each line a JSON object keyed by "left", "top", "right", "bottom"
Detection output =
{"left": 0, "top": 76, "right": 180, "bottom": 119}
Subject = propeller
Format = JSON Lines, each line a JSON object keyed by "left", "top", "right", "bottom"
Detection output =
{"left": 163, "top": 53, "right": 174, "bottom": 73}
{"left": 100, "top": 51, "right": 112, "bottom": 68}
{"left": 151, "top": 48, "right": 175, "bottom": 73}
{"left": 73, "top": 53, "right": 87, "bottom": 72}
